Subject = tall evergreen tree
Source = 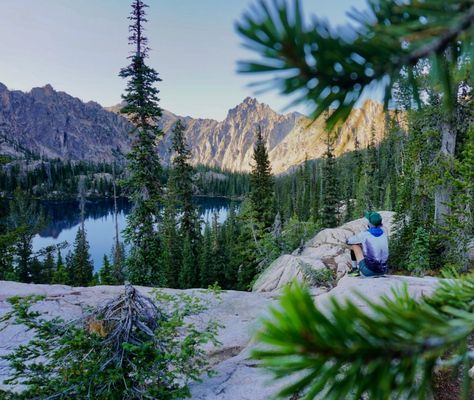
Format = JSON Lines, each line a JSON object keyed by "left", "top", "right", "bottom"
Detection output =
{"left": 70, "top": 226, "right": 93, "bottom": 286}
{"left": 111, "top": 162, "right": 126, "bottom": 284}
{"left": 99, "top": 255, "right": 114, "bottom": 285}
{"left": 169, "top": 119, "right": 199, "bottom": 241}
{"left": 120, "top": 0, "right": 164, "bottom": 285}
{"left": 166, "top": 119, "right": 201, "bottom": 288}
{"left": 160, "top": 194, "right": 182, "bottom": 288}
{"left": 178, "top": 234, "right": 195, "bottom": 288}
{"left": 8, "top": 189, "right": 43, "bottom": 283}
{"left": 199, "top": 222, "right": 214, "bottom": 287}
{"left": 320, "top": 133, "right": 339, "bottom": 228}
{"left": 249, "top": 126, "right": 275, "bottom": 232}
{"left": 42, "top": 250, "right": 55, "bottom": 284}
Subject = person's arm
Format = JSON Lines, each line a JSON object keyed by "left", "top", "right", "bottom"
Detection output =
{"left": 346, "top": 231, "right": 367, "bottom": 245}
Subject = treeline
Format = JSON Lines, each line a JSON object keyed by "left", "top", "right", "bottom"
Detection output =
{"left": 0, "top": 159, "right": 126, "bottom": 199}
{"left": 0, "top": 157, "right": 250, "bottom": 200}
{"left": 193, "top": 165, "right": 250, "bottom": 198}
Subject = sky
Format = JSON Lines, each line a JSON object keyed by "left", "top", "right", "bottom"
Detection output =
{"left": 0, "top": 0, "right": 369, "bottom": 120}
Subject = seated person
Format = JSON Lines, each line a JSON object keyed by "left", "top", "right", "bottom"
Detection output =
{"left": 346, "top": 212, "right": 388, "bottom": 277}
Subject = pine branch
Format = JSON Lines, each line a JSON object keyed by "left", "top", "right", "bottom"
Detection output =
{"left": 236, "top": 0, "right": 474, "bottom": 129}
{"left": 252, "top": 277, "right": 474, "bottom": 399}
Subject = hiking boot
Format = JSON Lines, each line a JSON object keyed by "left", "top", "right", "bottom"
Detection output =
{"left": 348, "top": 267, "right": 360, "bottom": 277}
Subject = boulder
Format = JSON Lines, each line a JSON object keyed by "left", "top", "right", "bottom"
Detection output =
{"left": 253, "top": 211, "right": 396, "bottom": 292}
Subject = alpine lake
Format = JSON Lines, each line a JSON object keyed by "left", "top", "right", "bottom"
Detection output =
{"left": 32, "top": 197, "right": 236, "bottom": 272}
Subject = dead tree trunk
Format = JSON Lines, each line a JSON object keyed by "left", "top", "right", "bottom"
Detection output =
{"left": 434, "top": 119, "right": 457, "bottom": 227}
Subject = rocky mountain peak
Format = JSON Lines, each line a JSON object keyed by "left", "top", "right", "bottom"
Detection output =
{"left": 0, "top": 83, "right": 392, "bottom": 173}
{"left": 0, "top": 82, "right": 7, "bottom": 92}
{"left": 226, "top": 96, "right": 273, "bottom": 120}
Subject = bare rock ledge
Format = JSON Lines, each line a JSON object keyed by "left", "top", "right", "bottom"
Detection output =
{"left": 253, "top": 211, "right": 396, "bottom": 292}
{"left": 0, "top": 274, "right": 439, "bottom": 399}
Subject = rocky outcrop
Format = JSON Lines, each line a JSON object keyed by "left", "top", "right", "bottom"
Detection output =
{"left": 0, "top": 274, "right": 439, "bottom": 400}
{"left": 1, "top": 83, "right": 389, "bottom": 173}
{"left": 253, "top": 211, "right": 396, "bottom": 292}
{"left": 0, "top": 281, "right": 276, "bottom": 394}
{"left": 190, "top": 274, "right": 439, "bottom": 400}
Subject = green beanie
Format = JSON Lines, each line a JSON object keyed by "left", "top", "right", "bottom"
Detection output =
{"left": 364, "top": 211, "right": 382, "bottom": 227}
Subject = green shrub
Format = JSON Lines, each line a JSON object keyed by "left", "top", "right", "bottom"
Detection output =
{"left": 300, "top": 263, "right": 336, "bottom": 288}
{"left": 1, "top": 285, "right": 220, "bottom": 399}
{"left": 406, "top": 226, "right": 431, "bottom": 276}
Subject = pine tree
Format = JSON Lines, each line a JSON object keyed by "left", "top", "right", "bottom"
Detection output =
{"left": 111, "top": 241, "right": 126, "bottom": 284}
{"left": 29, "top": 257, "right": 43, "bottom": 284}
{"left": 160, "top": 194, "right": 182, "bottom": 288}
{"left": 51, "top": 250, "right": 68, "bottom": 284}
{"left": 42, "top": 250, "right": 55, "bottom": 283}
{"left": 178, "top": 234, "right": 196, "bottom": 288}
{"left": 199, "top": 222, "right": 214, "bottom": 287}
{"left": 120, "top": 0, "right": 164, "bottom": 286}
{"left": 166, "top": 119, "right": 201, "bottom": 288}
{"left": 8, "top": 189, "right": 43, "bottom": 283}
{"left": 444, "top": 127, "right": 474, "bottom": 269}
{"left": 169, "top": 119, "right": 199, "bottom": 241}
{"left": 320, "top": 133, "right": 339, "bottom": 228}
{"left": 249, "top": 126, "right": 275, "bottom": 232}
{"left": 70, "top": 226, "right": 93, "bottom": 286}
{"left": 99, "top": 255, "right": 114, "bottom": 285}
{"left": 111, "top": 162, "right": 125, "bottom": 284}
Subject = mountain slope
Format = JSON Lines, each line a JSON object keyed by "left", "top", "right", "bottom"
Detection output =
{"left": 156, "top": 97, "right": 386, "bottom": 173}
{"left": 0, "top": 83, "right": 387, "bottom": 173}
{"left": 0, "top": 83, "right": 131, "bottom": 161}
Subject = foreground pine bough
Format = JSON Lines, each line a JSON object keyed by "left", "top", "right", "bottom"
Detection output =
{"left": 253, "top": 277, "right": 474, "bottom": 399}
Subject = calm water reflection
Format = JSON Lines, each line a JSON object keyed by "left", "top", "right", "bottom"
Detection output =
{"left": 33, "top": 198, "right": 234, "bottom": 271}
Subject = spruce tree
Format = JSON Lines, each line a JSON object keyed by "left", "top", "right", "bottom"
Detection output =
{"left": 169, "top": 119, "right": 199, "bottom": 241}
{"left": 199, "top": 222, "right": 214, "bottom": 287}
{"left": 166, "top": 119, "right": 200, "bottom": 288}
{"left": 111, "top": 241, "right": 126, "bottom": 284}
{"left": 42, "top": 250, "right": 55, "bottom": 284}
{"left": 51, "top": 250, "right": 68, "bottom": 284}
{"left": 120, "top": 0, "right": 164, "bottom": 285}
{"left": 70, "top": 226, "right": 93, "bottom": 286}
{"left": 160, "top": 194, "right": 182, "bottom": 288}
{"left": 29, "top": 257, "right": 43, "bottom": 284}
{"left": 178, "top": 234, "right": 195, "bottom": 288}
{"left": 320, "top": 133, "right": 339, "bottom": 228}
{"left": 407, "top": 227, "right": 431, "bottom": 276}
{"left": 8, "top": 189, "right": 43, "bottom": 283}
{"left": 444, "top": 127, "right": 474, "bottom": 269}
{"left": 111, "top": 162, "right": 125, "bottom": 284}
{"left": 249, "top": 126, "right": 275, "bottom": 232}
{"left": 99, "top": 255, "right": 114, "bottom": 285}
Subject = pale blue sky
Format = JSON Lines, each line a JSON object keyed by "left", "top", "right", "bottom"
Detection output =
{"left": 0, "top": 0, "right": 368, "bottom": 120}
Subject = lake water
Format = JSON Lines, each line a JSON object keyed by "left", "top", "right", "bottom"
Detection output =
{"left": 32, "top": 197, "right": 234, "bottom": 271}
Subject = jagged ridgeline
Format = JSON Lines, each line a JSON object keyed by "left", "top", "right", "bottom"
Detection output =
{"left": 0, "top": 82, "right": 388, "bottom": 174}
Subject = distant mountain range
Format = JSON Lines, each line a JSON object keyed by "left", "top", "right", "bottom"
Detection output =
{"left": 0, "top": 83, "right": 387, "bottom": 174}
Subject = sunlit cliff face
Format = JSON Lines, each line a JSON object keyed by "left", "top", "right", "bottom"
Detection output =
{"left": 156, "top": 98, "right": 394, "bottom": 174}
{"left": 0, "top": 82, "right": 396, "bottom": 174}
